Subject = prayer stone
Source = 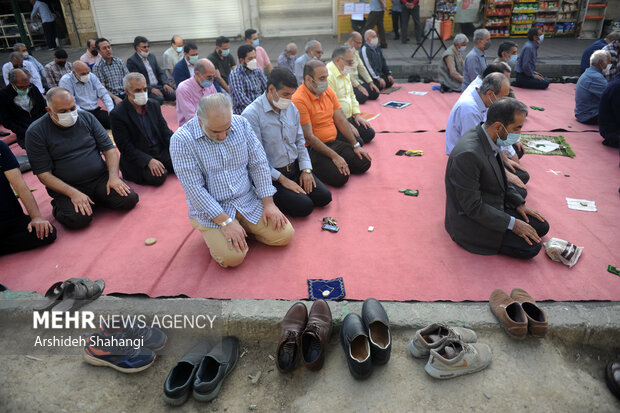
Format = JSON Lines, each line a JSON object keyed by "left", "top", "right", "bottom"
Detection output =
{"left": 145, "top": 237, "right": 157, "bottom": 246}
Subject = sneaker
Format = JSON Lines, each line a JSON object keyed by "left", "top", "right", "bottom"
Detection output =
{"left": 83, "top": 332, "right": 156, "bottom": 373}
{"left": 100, "top": 319, "right": 167, "bottom": 351}
{"left": 409, "top": 323, "right": 477, "bottom": 358}
{"left": 424, "top": 339, "right": 492, "bottom": 380}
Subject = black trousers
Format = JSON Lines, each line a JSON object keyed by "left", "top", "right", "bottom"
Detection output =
{"left": 87, "top": 107, "right": 111, "bottom": 130}
{"left": 354, "top": 81, "right": 380, "bottom": 104}
{"left": 308, "top": 140, "right": 371, "bottom": 188}
{"left": 364, "top": 11, "right": 386, "bottom": 47}
{"left": 499, "top": 209, "right": 550, "bottom": 259}
{"left": 601, "top": 131, "right": 619, "bottom": 148}
{"left": 391, "top": 11, "right": 401, "bottom": 38}
{"left": 273, "top": 165, "right": 332, "bottom": 217}
{"left": 149, "top": 85, "right": 176, "bottom": 105}
{"left": 401, "top": 4, "right": 421, "bottom": 43}
{"left": 513, "top": 143, "right": 524, "bottom": 159}
{"left": 42, "top": 21, "right": 57, "bottom": 49}
{"left": 578, "top": 115, "right": 598, "bottom": 125}
{"left": 121, "top": 146, "right": 173, "bottom": 187}
{"left": 336, "top": 118, "right": 375, "bottom": 146}
{"left": 48, "top": 172, "right": 139, "bottom": 229}
{"left": 373, "top": 76, "right": 394, "bottom": 90}
{"left": 0, "top": 213, "right": 57, "bottom": 255}
{"left": 514, "top": 72, "right": 549, "bottom": 90}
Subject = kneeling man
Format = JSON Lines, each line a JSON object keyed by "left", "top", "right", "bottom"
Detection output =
{"left": 170, "top": 93, "right": 294, "bottom": 268}
{"left": 445, "top": 97, "right": 549, "bottom": 259}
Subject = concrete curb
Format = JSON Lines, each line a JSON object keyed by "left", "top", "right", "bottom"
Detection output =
{"left": 1, "top": 292, "right": 618, "bottom": 348}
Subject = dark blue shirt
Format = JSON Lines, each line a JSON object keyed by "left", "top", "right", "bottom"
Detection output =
{"left": 580, "top": 39, "right": 607, "bottom": 74}
{"left": 515, "top": 40, "right": 538, "bottom": 78}
{"left": 0, "top": 141, "right": 23, "bottom": 220}
{"left": 598, "top": 74, "right": 620, "bottom": 138}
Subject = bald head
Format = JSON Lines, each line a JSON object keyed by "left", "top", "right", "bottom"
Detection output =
{"left": 46, "top": 87, "right": 75, "bottom": 110}
{"left": 195, "top": 58, "right": 215, "bottom": 75}
{"left": 347, "top": 31, "right": 363, "bottom": 50}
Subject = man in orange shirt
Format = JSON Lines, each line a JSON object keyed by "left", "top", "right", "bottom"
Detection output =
{"left": 292, "top": 60, "right": 372, "bottom": 187}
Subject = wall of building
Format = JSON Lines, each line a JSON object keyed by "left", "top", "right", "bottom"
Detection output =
{"left": 58, "top": 0, "right": 96, "bottom": 48}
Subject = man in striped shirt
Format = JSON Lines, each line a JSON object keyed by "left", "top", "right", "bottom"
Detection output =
{"left": 228, "top": 45, "right": 267, "bottom": 115}
{"left": 170, "top": 93, "right": 294, "bottom": 268}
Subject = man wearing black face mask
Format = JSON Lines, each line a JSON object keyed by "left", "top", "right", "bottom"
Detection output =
{"left": 445, "top": 97, "right": 549, "bottom": 259}
{"left": 80, "top": 39, "right": 101, "bottom": 69}
{"left": 44, "top": 49, "right": 73, "bottom": 88}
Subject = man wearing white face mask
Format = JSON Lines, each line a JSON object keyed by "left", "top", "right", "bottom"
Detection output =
{"left": 110, "top": 73, "right": 174, "bottom": 186}
{"left": 242, "top": 67, "right": 332, "bottom": 217}
{"left": 445, "top": 97, "right": 549, "bottom": 259}
{"left": 26, "top": 87, "right": 139, "bottom": 229}
{"left": 176, "top": 59, "right": 218, "bottom": 126}
{"left": 127, "top": 36, "right": 176, "bottom": 105}
{"left": 58, "top": 61, "right": 114, "bottom": 129}
{"left": 360, "top": 30, "right": 394, "bottom": 91}
{"left": 228, "top": 45, "right": 267, "bottom": 115}
{"left": 574, "top": 50, "right": 610, "bottom": 125}
{"left": 170, "top": 93, "right": 294, "bottom": 268}
{"left": 327, "top": 46, "right": 375, "bottom": 145}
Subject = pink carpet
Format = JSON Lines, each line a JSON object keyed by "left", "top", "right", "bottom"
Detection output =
{"left": 1, "top": 84, "right": 619, "bottom": 302}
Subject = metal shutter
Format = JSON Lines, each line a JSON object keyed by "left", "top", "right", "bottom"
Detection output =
{"left": 90, "top": 0, "right": 243, "bottom": 44}
{"left": 257, "top": 0, "right": 334, "bottom": 37}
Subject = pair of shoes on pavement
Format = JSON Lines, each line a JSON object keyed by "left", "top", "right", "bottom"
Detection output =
{"left": 340, "top": 298, "right": 391, "bottom": 380}
{"left": 83, "top": 321, "right": 167, "bottom": 373}
{"left": 276, "top": 300, "right": 333, "bottom": 373}
{"left": 490, "top": 288, "right": 548, "bottom": 339}
{"left": 409, "top": 323, "right": 492, "bottom": 380}
{"left": 163, "top": 336, "right": 239, "bottom": 406}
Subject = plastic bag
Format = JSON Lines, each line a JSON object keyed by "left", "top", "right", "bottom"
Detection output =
{"left": 544, "top": 238, "right": 583, "bottom": 268}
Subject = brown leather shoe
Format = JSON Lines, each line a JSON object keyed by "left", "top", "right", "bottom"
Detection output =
{"left": 276, "top": 302, "right": 307, "bottom": 373}
{"left": 489, "top": 289, "right": 528, "bottom": 339}
{"left": 301, "top": 299, "right": 333, "bottom": 371}
{"left": 511, "top": 288, "right": 548, "bottom": 337}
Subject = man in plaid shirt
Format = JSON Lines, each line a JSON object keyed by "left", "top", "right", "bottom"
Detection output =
{"left": 93, "top": 38, "right": 129, "bottom": 105}
{"left": 228, "top": 45, "right": 267, "bottom": 115}
{"left": 44, "top": 49, "right": 73, "bottom": 88}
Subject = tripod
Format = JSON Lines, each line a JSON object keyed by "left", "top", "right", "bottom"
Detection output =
{"left": 411, "top": 0, "right": 447, "bottom": 64}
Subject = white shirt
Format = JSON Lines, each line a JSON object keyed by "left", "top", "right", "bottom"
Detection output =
{"left": 2, "top": 61, "right": 45, "bottom": 94}
{"left": 142, "top": 57, "right": 159, "bottom": 86}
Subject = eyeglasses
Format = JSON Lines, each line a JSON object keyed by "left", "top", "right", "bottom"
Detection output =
{"left": 315, "top": 50, "right": 324, "bottom": 56}
{"left": 344, "top": 59, "right": 355, "bottom": 65}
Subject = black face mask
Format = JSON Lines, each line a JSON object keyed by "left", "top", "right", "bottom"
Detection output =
{"left": 57, "top": 60, "right": 66, "bottom": 67}
{"left": 90, "top": 49, "right": 98, "bottom": 56}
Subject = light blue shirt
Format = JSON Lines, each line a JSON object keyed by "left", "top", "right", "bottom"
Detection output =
{"left": 574, "top": 66, "right": 608, "bottom": 122}
{"left": 445, "top": 88, "right": 487, "bottom": 155}
{"left": 241, "top": 93, "right": 312, "bottom": 180}
{"left": 169, "top": 115, "right": 276, "bottom": 228}
{"left": 27, "top": 56, "right": 46, "bottom": 81}
{"left": 369, "top": 0, "right": 384, "bottom": 12}
{"left": 58, "top": 72, "right": 114, "bottom": 112}
{"left": 30, "top": 0, "right": 55, "bottom": 23}
{"left": 462, "top": 47, "right": 487, "bottom": 91}
{"left": 294, "top": 54, "right": 312, "bottom": 86}
{"left": 481, "top": 126, "right": 515, "bottom": 230}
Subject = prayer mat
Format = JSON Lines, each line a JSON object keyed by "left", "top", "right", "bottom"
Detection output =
{"left": 379, "top": 86, "right": 402, "bottom": 94}
{"left": 521, "top": 133, "right": 576, "bottom": 158}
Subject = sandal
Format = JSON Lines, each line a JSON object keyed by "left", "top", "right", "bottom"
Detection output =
{"left": 51, "top": 278, "right": 106, "bottom": 312}
{"left": 34, "top": 281, "right": 68, "bottom": 311}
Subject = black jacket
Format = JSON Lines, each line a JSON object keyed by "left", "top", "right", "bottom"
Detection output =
{"left": 109, "top": 97, "right": 172, "bottom": 171}
{"left": 126, "top": 52, "right": 168, "bottom": 91}
{"left": 0, "top": 84, "right": 46, "bottom": 143}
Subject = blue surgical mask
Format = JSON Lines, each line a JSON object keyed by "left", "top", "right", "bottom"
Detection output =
{"left": 176, "top": 46, "right": 183, "bottom": 53}
{"left": 459, "top": 46, "right": 467, "bottom": 53}
{"left": 252, "top": 39, "right": 260, "bottom": 47}
{"left": 221, "top": 49, "right": 230, "bottom": 57}
{"left": 509, "top": 54, "right": 518, "bottom": 64}
{"left": 200, "top": 78, "right": 213, "bottom": 88}
{"left": 497, "top": 124, "right": 521, "bottom": 146}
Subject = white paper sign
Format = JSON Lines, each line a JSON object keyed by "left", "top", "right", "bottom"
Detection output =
{"left": 566, "top": 198, "right": 597, "bottom": 212}
{"left": 344, "top": 2, "right": 354, "bottom": 14}
{"left": 525, "top": 139, "right": 560, "bottom": 153}
{"left": 408, "top": 91, "right": 428, "bottom": 96}
{"left": 354, "top": 3, "right": 366, "bottom": 13}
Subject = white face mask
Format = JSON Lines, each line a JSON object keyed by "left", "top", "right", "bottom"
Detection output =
{"left": 272, "top": 92, "right": 292, "bottom": 110}
{"left": 342, "top": 64, "right": 352, "bottom": 75}
{"left": 370, "top": 38, "right": 379, "bottom": 47}
{"left": 22, "top": 52, "right": 29, "bottom": 59}
{"left": 78, "top": 73, "right": 90, "bottom": 83}
{"left": 245, "top": 58, "right": 258, "bottom": 71}
{"left": 132, "top": 91, "right": 148, "bottom": 106}
{"left": 139, "top": 50, "right": 150, "bottom": 58}
{"left": 55, "top": 109, "right": 79, "bottom": 127}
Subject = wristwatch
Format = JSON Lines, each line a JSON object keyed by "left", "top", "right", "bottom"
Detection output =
{"left": 353, "top": 142, "right": 361, "bottom": 148}
{"left": 302, "top": 168, "right": 312, "bottom": 174}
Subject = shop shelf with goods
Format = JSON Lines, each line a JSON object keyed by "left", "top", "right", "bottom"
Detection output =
{"left": 535, "top": 1, "right": 560, "bottom": 33}
{"left": 512, "top": 1, "right": 539, "bottom": 14}
{"left": 484, "top": 0, "right": 513, "bottom": 38}
{"left": 577, "top": 0, "right": 607, "bottom": 39}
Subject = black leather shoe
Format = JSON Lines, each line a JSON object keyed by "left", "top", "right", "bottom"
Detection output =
{"left": 606, "top": 361, "right": 620, "bottom": 400}
{"left": 193, "top": 336, "right": 239, "bottom": 402}
{"left": 340, "top": 313, "right": 372, "bottom": 380}
{"left": 362, "top": 298, "right": 391, "bottom": 365}
{"left": 163, "top": 340, "right": 210, "bottom": 406}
